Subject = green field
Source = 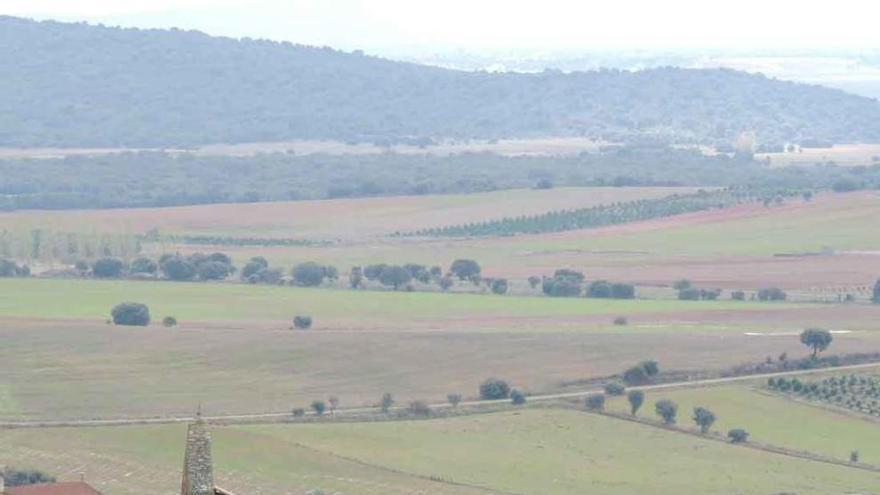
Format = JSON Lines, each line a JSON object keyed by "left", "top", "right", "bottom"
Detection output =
{"left": 0, "top": 277, "right": 789, "bottom": 325}
{"left": 607, "top": 383, "right": 880, "bottom": 463}
{"left": 506, "top": 191, "right": 880, "bottom": 257}
{"left": 3, "top": 408, "right": 877, "bottom": 495}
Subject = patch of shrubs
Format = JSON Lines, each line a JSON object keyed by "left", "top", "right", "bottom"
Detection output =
{"left": 294, "top": 315, "right": 313, "bottom": 330}
{"left": 585, "top": 393, "right": 606, "bottom": 411}
{"left": 1, "top": 468, "right": 56, "bottom": 487}
{"left": 0, "top": 258, "right": 30, "bottom": 277}
{"left": 111, "top": 302, "right": 151, "bottom": 326}
{"left": 158, "top": 252, "right": 236, "bottom": 281}
{"left": 678, "top": 287, "right": 721, "bottom": 301}
{"left": 162, "top": 316, "right": 178, "bottom": 327}
{"left": 92, "top": 257, "right": 126, "bottom": 278}
{"left": 409, "top": 400, "right": 432, "bottom": 416}
{"left": 604, "top": 382, "right": 626, "bottom": 396}
{"left": 291, "top": 262, "right": 336, "bottom": 287}
{"left": 622, "top": 360, "right": 660, "bottom": 385}
{"left": 727, "top": 428, "right": 749, "bottom": 443}
{"left": 510, "top": 389, "right": 526, "bottom": 405}
{"left": 757, "top": 287, "right": 787, "bottom": 301}
{"left": 587, "top": 280, "right": 635, "bottom": 299}
{"left": 479, "top": 378, "right": 511, "bottom": 400}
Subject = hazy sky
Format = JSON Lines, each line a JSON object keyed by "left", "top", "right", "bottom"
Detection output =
{"left": 2, "top": 0, "right": 879, "bottom": 52}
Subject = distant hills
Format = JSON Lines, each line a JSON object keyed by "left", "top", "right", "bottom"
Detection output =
{"left": 3, "top": 16, "right": 880, "bottom": 148}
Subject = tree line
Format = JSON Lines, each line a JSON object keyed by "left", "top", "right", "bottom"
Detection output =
{"left": 4, "top": 147, "right": 880, "bottom": 210}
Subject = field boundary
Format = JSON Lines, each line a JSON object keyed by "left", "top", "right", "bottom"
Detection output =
{"left": 590, "top": 409, "right": 880, "bottom": 473}
{"left": 289, "top": 439, "right": 525, "bottom": 495}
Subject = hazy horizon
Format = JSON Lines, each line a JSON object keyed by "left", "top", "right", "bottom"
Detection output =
{"left": 3, "top": 0, "right": 880, "bottom": 55}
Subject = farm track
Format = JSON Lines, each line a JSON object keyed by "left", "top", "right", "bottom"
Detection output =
{"left": 4, "top": 362, "right": 879, "bottom": 429}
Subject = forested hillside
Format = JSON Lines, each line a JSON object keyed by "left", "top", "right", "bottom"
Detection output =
{"left": 3, "top": 16, "right": 880, "bottom": 147}
{"left": 2, "top": 148, "right": 878, "bottom": 210}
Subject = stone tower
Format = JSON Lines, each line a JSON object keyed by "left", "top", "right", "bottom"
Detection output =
{"left": 181, "top": 411, "right": 215, "bottom": 495}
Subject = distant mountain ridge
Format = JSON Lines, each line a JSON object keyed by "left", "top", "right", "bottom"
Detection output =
{"left": 3, "top": 16, "right": 880, "bottom": 147}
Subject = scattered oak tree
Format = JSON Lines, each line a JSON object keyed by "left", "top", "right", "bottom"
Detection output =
{"left": 111, "top": 302, "right": 151, "bottom": 326}
{"left": 378, "top": 265, "right": 412, "bottom": 290}
{"left": 294, "top": 315, "right": 313, "bottom": 330}
{"left": 627, "top": 390, "right": 645, "bottom": 416}
{"left": 292, "top": 262, "right": 329, "bottom": 287}
{"left": 380, "top": 392, "right": 394, "bottom": 413}
{"left": 604, "top": 382, "right": 626, "bottom": 396}
{"left": 491, "top": 278, "right": 509, "bottom": 295}
{"left": 585, "top": 393, "right": 606, "bottom": 411}
{"left": 692, "top": 407, "right": 716, "bottom": 434}
{"left": 510, "top": 389, "right": 526, "bottom": 405}
{"left": 479, "top": 378, "right": 511, "bottom": 400}
{"left": 528, "top": 276, "right": 541, "bottom": 289}
{"left": 655, "top": 399, "right": 678, "bottom": 425}
{"left": 450, "top": 259, "right": 481, "bottom": 281}
{"left": 92, "top": 257, "right": 125, "bottom": 278}
{"left": 728, "top": 428, "right": 749, "bottom": 443}
{"left": 800, "top": 328, "right": 833, "bottom": 358}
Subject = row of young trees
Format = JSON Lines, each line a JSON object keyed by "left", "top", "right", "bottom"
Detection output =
{"left": 406, "top": 188, "right": 806, "bottom": 238}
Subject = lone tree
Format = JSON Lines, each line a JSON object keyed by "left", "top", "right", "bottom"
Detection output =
{"left": 292, "top": 262, "right": 328, "bottom": 287}
{"left": 378, "top": 265, "right": 412, "bottom": 290}
{"left": 294, "top": 315, "right": 313, "bottom": 329}
{"left": 311, "top": 400, "right": 326, "bottom": 416}
{"left": 111, "top": 302, "right": 151, "bottom": 326}
{"left": 380, "top": 392, "right": 394, "bottom": 413}
{"left": 450, "top": 259, "right": 481, "bottom": 281}
{"left": 728, "top": 428, "right": 749, "bottom": 443}
{"left": 328, "top": 396, "right": 339, "bottom": 414}
{"left": 873, "top": 279, "right": 880, "bottom": 304}
{"left": 510, "top": 389, "right": 526, "bottom": 405}
{"left": 622, "top": 360, "right": 659, "bottom": 386}
{"left": 491, "top": 278, "right": 509, "bottom": 295}
{"left": 161, "top": 257, "right": 196, "bottom": 281}
{"left": 479, "top": 378, "right": 511, "bottom": 400}
{"left": 800, "top": 328, "right": 833, "bottom": 358}
{"left": 585, "top": 393, "right": 606, "bottom": 411}
{"left": 627, "top": 390, "right": 645, "bottom": 416}
{"left": 447, "top": 393, "right": 462, "bottom": 408}
{"left": 655, "top": 399, "right": 678, "bottom": 425}
{"left": 692, "top": 407, "right": 717, "bottom": 434}
{"left": 92, "top": 257, "right": 125, "bottom": 278}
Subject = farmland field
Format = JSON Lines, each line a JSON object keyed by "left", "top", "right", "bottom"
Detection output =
{"left": 160, "top": 191, "right": 880, "bottom": 292}
{"left": 0, "top": 277, "right": 801, "bottom": 325}
{"left": 3, "top": 172, "right": 880, "bottom": 493}
{"left": 0, "top": 186, "right": 694, "bottom": 241}
{"left": 2, "top": 408, "right": 879, "bottom": 495}
{"left": 2, "top": 288, "right": 880, "bottom": 420}
{"left": 606, "top": 382, "right": 880, "bottom": 462}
